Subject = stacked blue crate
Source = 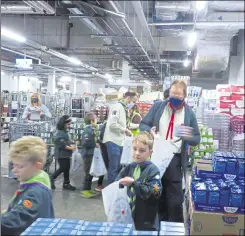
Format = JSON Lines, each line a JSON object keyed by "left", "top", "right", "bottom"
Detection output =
{"left": 159, "top": 221, "right": 185, "bottom": 235}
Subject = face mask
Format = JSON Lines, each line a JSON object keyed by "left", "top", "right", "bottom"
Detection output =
{"left": 32, "top": 98, "right": 39, "bottom": 103}
{"left": 127, "top": 103, "right": 135, "bottom": 109}
{"left": 169, "top": 97, "right": 184, "bottom": 109}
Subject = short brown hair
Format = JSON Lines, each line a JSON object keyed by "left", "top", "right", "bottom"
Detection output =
{"left": 84, "top": 112, "right": 96, "bottom": 125}
{"left": 170, "top": 80, "right": 187, "bottom": 97}
{"left": 133, "top": 131, "right": 154, "bottom": 150}
{"left": 124, "top": 91, "right": 137, "bottom": 98}
{"left": 9, "top": 136, "right": 47, "bottom": 165}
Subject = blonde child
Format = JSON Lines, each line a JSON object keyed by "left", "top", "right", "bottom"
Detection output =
{"left": 116, "top": 132, "right": 162, "bottom": 231}
{"left": 1, "top": 136, "right": 54, "bottom": 235}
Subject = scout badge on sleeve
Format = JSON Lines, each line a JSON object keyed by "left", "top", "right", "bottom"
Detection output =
{"left": 23, "top": 200, "right": 33, "bottom": 209}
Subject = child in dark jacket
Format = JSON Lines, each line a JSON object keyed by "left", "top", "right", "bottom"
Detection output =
{"left": 116, "top": 132, "right": 162, "bottom": 231}
{"left": 1, "top": 136, "right": 55, "bottom": 236}
{"left": 80, "top": 112, "right": 105, "bottom": 198}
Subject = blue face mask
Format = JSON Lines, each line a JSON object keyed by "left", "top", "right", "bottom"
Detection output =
{"left": 169, "top": 97, "right": 184, "bottom": 109}
{"left": 127, "top": 103, "right": 135, "bottom": 109}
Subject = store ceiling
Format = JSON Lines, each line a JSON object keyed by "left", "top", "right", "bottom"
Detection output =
{"left": 1, "top": 1, "right": 244, "bottom": 86}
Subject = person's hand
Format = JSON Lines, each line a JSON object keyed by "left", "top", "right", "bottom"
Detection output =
{"left": 175, "top": 125, "right": 193, "bottom": 140}
{"left": 125, "top": 129, "right": 132, "bottom": 137}
{"left": 119, "top": 177, "right": 135, "bottom": 186}
{"left": 40, "top": 112, "right": 44, "bottom": 117}
{"left": 71, "top": 145, "right": 76, "bottom": 150}
{"left": 150, "top": 126, "right": 159, "bottom": 138}
{"left": 96, "top": 143, "right": 100, "bottom": 148}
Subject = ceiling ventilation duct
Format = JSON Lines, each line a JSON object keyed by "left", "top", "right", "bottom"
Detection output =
{"left": 208, "top": 1, "right": 245, "bottom": 12}
{"left": 195, "top": 28, "right": 238, "bottom": 73}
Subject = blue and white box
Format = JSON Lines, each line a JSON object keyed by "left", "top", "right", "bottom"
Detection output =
{"left": 35, "top": 218, "right": 60, "bottom": 223}
{"left": 21, "top": 227, "right": 52, "bottom": 235}
{"left": 107, "top": 223, "right": 132, "bottom": 228}
{"left": 159, "top": 231, "right": 185, "bottom": 235}
{"left": 59, "top": 219, "right": 84, "bottom": 225}
{"left": 55, "top": 223, "right": 81, "bottom": 230}
{"left": 30, "top": 221, "right": 57, "bottom": 228}
{"left": 50, "top": 228, "right": 77, "bottom": 235}
{"left": 132, "top": 230, "right": 158, "bottom": 235}
{"left": 80, "top": 226, "right": 106, "bottom": 232}
{"left": 83, "top": 221, "right": 108, "bottom": 227}
{"left": 104, "top": 227, "right": 131, "bottom": 234}
{"left": 76, "top": 231, "right": 104, "bottom": 235}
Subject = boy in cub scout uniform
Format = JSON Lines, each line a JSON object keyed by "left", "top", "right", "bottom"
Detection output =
{"left": 1, "top": 136, "right": 54, "bottom": 236}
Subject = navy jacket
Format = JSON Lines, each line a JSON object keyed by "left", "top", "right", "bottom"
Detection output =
{"left": 116, "top": 162, "right": 162, "bottom": 231}
{"left": 54, "top": 130, "right": 73, "bottom": 159}
{"left": 1, "top": 171, "right": 54, "bottom": 235}
{"left": 139, "top": 100, "right": 200, "bottom": 174}
{"left": 81, "top": 125, "right": 97, "bottom": 157}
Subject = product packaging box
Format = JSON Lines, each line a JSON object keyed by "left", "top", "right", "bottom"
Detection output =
{"left": 50, "top": 228, "right": 78, "bottom": 235}
{"left": 230, "top": 85, "right": 245, "bottom": 93}
{"left": 55, "top": 223, "right": 81, "bottom": 230}
{"left": 231, "top": 108, "right": 245, "bottom": 117}
{"left": 107, "top": 223, "right": 133, "bottom": 228}
{"left": 35, "top": 218, "right": 60, "bottom": 223}
{"left": 216, "top": 92, "right": 231, "bottom": 100}
{"left": 59, "top": 219, "right": 84, "bottom": 225}
{"left": 80, "top": 226, "right": 106, "bottom": 232}
{"left": 217, "top": 100, "right": 236, "bottom": 108}
{"left": 132, "top": 230, "right": 158, "bottom": 235}
{"left": 231, "top": 93, "right": 245, "bottom": 101}
{"left": 30, "top": 221, "right": 57, "bottom": 228}
{"left": 83, "top": 221, "right": 108, "bottom": 227}
{"left": 21, "top": 227, "right": 53, "bottom": 235}
{"left": 159, "top": 231, "right": 185, "bottom": 235}
{"left": 189, "top": 201, "right": 245, "bottom": 235}
{"left": 216, "top": 108, "right": 231, "bottom": 115}
{"left": 76, "top": 231, "right": 103, "bottom": 235}
{"left": 104, "top": 227, "right": 132, "bottom": 234}
{"left": 216, "top": 84, "right": 230, "bottom": 92}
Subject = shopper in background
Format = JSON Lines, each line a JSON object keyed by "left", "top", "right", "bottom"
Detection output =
{"left": 22, "top": 93, "right": 52, "bottom": 120}
{"left": 163, "top": 88, "right": 170, "bottom": 100}
{"left": 103, "top": 91, "right": 138, "bottom": 184}
{"left": 1, "top": 136, "right": 54, "bottom": 235}
{"left": 51, "top": 115, "right": 76, "bottom": 191}
{"left": 140, "top": 80, "right": 200, "bottom": 223}
{"left": 80, "top": 112, "right": 104, "bottom": 198}
{"left": 116, "top": 132, "right": 162, "bottom": 230}
{"left": 128, "top": 104, "right": 142, "bottom": 136}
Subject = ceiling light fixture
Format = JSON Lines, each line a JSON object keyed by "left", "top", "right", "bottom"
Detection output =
{"left": 183, "top": 59, "right": 189, "bottom": 67}
{"left": 187, "top": 31, "right": 197, "bottom": 48}
{"left": 60, "top": 76, "right": 71, "bottom": 82}
{"left": 195, "top": 1, "right": 207, "bottom": 11}
{"left": 1, "top": 27, "right": 26, "bottom": 43}
{"left": 68, "top": 57, "right": 81, "bottom": 65}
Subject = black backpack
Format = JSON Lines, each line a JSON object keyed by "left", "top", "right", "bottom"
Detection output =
{"left": 98, "top": 122, "right": 107, "bottom": 143}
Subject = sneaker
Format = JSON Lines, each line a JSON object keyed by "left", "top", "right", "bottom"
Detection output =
{"left": 95, "top": 185, "right": 104, "bottom": 192}
{"left": 80, "top": 190, "right": 97, "bottom": 198}
{"left": 63, "top": 183, "right": 76, "bottom": 191}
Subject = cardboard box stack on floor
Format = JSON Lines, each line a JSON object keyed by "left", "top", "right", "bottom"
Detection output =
{"left": 188, "top": 151, "right": 245, "bottom": 235}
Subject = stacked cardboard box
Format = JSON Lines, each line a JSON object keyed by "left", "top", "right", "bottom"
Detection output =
{"left": 136, "top": 102, "right": 152, "bottom": 117}
{"left": 216, "top": 84, "right": 245, "bottom": 117}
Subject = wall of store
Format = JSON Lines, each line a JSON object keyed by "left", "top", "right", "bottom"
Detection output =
{"left": 1, "top": 72, "right": 18, "bottom": 92}
{"left": 229, "top": 30, "right": 244, "bottom": 84}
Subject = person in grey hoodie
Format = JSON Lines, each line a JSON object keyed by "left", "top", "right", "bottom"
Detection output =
{"left": 51, "top": 115, "right": 76, "bottom": 190}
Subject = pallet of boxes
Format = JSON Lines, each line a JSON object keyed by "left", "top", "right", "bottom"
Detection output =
{"left": 187, "top": 151, "right": 244, "bottom": 235}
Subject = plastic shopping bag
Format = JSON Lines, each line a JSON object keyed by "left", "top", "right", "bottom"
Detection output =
{"left": 89, "top": 148, "right": 107, "bottom": 177}
{"left": 151, "top": 136, "right": 179, "bottom": 177}
{"left": 71, "top": 148, "right": 82, "bottom": 172}
{"left": 120, "top": 136, "right": 133, "bottom": 165}
{"left": 102, "top": 181, "right": 134, "bottom": 224}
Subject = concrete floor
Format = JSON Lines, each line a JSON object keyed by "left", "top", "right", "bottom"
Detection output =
{"left": 1, "top": 141, "right": 107, "bottom": 221}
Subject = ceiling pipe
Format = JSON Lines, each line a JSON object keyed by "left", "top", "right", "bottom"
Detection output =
{"left": 1, "top": 5, "right": 37, "bottom": 14}
{"left": 23, "top": 0, "right": 55, "bottom": 14}
{"left": 1, "top": 47, "right": 41, "bottom": 63}
{"left": 78, "top": 1, "right": 125, "bottom": 18}
{"left": 108, "top": 1, "right": 159, "bottom": 78}
{"left": 155, "top": 1, "right": 193, "bottom": 12}
{"left": 131, "top": 1, "right": 160, "bottom": 64}
{"left": 148, "top": 21, "right": 244, "bottom": 28}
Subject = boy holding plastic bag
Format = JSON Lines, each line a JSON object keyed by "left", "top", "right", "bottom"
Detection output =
{"left": 80, "top": 113, "right": 105, "bottom": 198}
{"left": 116, "top": 132, "right": 162, "bottom": 231}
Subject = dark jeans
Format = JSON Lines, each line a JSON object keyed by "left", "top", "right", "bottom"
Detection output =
{"left": 52, "top": 158, "right": 71, "bottom": 184}
{"left": 83, "top": 156, "right": 104, "bottom": 190}
{"left": 158, "top": 154, "right": 184, "bottom": 223}
{"left": 105, "top": 142, "right": 123, "bottom": 184}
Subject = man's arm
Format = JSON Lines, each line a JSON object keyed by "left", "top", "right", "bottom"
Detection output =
{"left": 109, "top": 105, "right": 126, "bottom": 134}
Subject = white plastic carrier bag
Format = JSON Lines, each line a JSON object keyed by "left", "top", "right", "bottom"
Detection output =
{"left": 89, "top": 148, "right": 107, "bottom": 177}
{"left": 120, "top": 136, "right": 133, "bottom": 165}
{"left": 151, "top": 136, "right": 179, "bottom": 177}
{"left": 102, "top": 181, "right": 134, "bottom": 224}
{"left": 71, "top": 148, "right": 82, "bottom": 172}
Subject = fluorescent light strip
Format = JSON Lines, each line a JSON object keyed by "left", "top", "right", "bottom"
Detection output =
{"left": 1, "top": 28, "right": 26, "bottom": 43}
